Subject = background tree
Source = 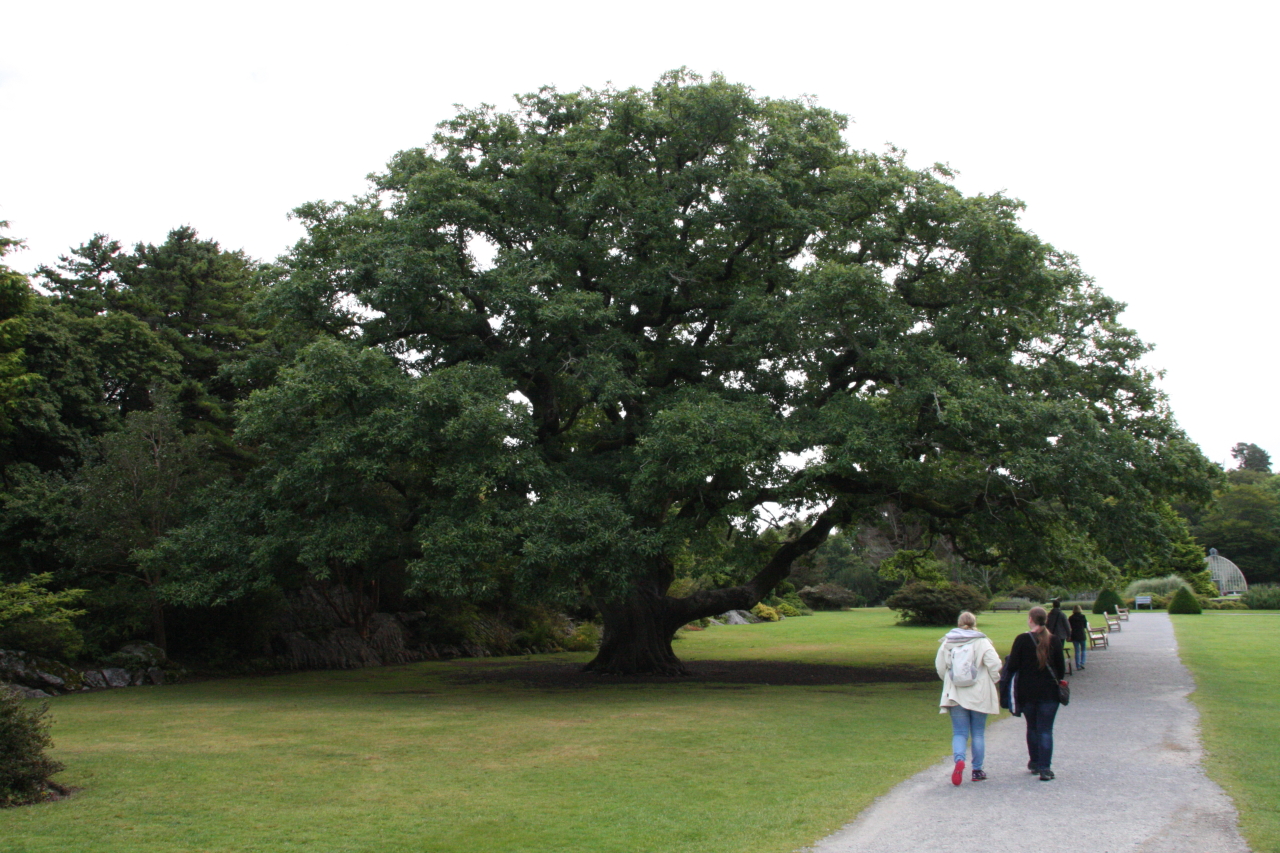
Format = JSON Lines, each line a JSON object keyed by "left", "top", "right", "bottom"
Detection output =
{"left": 1193, "top": 484, "right": 1280, "bottom": 586}
{"left": 152, "top": 337, "right": 534, "bottom": 637}
{"left": 0, "top": 224, "right": 36, "bottom": 442}
{"left": 56, "top": 397, "right": 211, "bottom": 652}
{"left": 1231, "top": 442, "right": 1271, "bottom": 474}
{"left": 36, "top": 227, "right": 267, "bottom": 449}
{"left": 263, "top": 72, "right": 1213, "bottom": 674}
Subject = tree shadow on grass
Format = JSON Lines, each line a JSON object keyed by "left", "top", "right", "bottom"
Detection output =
{"left": 444, "top": 660, "right": 935, "bottom": 690}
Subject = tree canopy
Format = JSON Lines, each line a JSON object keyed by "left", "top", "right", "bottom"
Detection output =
{"left": 1231, "top": 442, "right": 1272, "bottom": 474}
{"left": 254, "top": 71, "right": 1214, "bottom": 673}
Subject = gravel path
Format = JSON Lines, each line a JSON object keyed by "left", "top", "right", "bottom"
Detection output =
{"left": 804, "top": 612, "right": 1252, "bottom": 853}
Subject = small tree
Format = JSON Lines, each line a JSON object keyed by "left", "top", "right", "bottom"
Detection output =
{"left": 1093, "top": 589, "right": 1124, "bottom": 615}
{"left": 1167, "top": 586, "right": 1203, "bottom": 614}
{"left": 0, "top": 690, "right": 65, "bottom": 806}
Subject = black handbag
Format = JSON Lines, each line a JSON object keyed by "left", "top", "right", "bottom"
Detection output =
{"left": 1057, "top": 678, "right": 1070, "bottom": 706}
{"left": 998, "top": 656, "right": 1020, "bottom": 716}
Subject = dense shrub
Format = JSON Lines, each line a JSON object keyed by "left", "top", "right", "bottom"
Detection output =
{"left": 774, "top": 602, "right": 802, "bottom": 618}
{"left": 778, "top": 591, "right": 812, "bottom": 615}
{"left": 1092, "top": 589, "right": 1124, "bottom": 615}
{"left": 797, "top": 583, "right": 864, "bottom": 611}
{"left": 0, "top": 689, "right": 65, "bottom": 807}
{"left": 1242, "top": 585, "right": 1280, "bottom": 610}
{"left": 751, "top": 603, "right": 781, "bottom": 622}
{"left": 1123, "top": 575, "right": 1191, "bottom": 599}
{"left": 886, "top": 582, "right": 988, "bottom": 626}
{"left": 1167, "top": 587, "right": 1203, "bottom": 614}
{"left": 1205, "top": 599, "right": 1249, "bottom": 610}
{"left": 1006, "top": 584, "right": 1048, "bottom": 603}
{"left": 561, "top": 622, "right": 601, "bottom": 652}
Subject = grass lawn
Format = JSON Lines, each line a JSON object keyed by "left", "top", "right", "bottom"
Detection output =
{"left": 3, "top": 609, "right": 1033, "bottom": 853}
{"left": 1171, "top": 611, "right": 1280, "bottom": 853}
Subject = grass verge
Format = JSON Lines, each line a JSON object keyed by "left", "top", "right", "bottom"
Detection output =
{"left": 1171, "top": 611, "right": 1280, "bottom": 853}
{"left": 0, "top": 609, "right": 1021, "bottom": 853}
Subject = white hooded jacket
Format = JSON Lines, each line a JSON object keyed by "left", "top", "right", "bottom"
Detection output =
{"left": 935, "top": 628, "right": 1002, "bottom": 715}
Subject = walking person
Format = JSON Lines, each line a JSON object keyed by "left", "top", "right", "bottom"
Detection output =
{"left": 1007, "top": 605, "right": 1065, "bottom": 781}
{"left": 936, "top": 611, "right": 1002, "bottom": 785}
{"left": 1068, "top": 604, "right": 1089, "bottom": 671}
{"left": 1046, "top": 596, "right": 1072, "bottom": 673}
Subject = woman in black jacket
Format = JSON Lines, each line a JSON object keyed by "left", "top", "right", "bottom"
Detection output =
{"left": 1068, "top": 605, "right": 1089, "bottom": 671}
{"left": 1007, "top": 606, "right": 1065, "bottom": 780}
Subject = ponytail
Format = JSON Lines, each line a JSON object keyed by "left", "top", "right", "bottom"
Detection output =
{"left": 1028, "top": 606, "right": 1051, "bottom": 669}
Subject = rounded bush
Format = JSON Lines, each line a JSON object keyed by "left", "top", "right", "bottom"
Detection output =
{"left": 751, "top": 603, "right": 781, "bottom": 622}
{"left": 775, "top": 602, "right": 802, "bottom": 618}
{"left": 1167, "top": 586, "right": 1203, "bottom": 614}
{"left": 1093, "top": 589, "right": 1124, "bottom": 615}
{"left": 886, "top": 582, "right": 988, "bottom": 626}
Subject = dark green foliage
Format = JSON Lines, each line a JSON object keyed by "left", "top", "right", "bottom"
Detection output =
{"left": 1231, "top": 443, "right": 1271, "bottom": 474}
{"left": 0, "top": 223, "right": 36, "bottom": 441}
{"left": 1241, "top": 585, "right": 1280, "bottom": 610}
{"left": 886, "top": 582, "right": 988, "bottom": 626}
{"left": 1193, "top": 484, "right": 1280, "bottom": 586}
{"left": 1093, "top": 589, "right": 1124, "bottom": 615}
{"left": 1007, "top": 584, "right": 1048, "bottom": 602}
{"left": 797, "top": 583, "right": 863, "bottom": 610}
{"left": 1167, "top": 586, "right": 1203, "bottom": 614}
{"left": 258, "top": 70, "right": 1216, "bottom": 673}
{"left": 0, "top": 689, "right": 64, "bottom": 807}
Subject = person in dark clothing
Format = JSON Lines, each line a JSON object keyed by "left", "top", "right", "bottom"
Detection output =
{"left": 1068, "top": 605, "right": 1089, "bottom": 670}
{"left": 1007, "top": 605, "right": 1065, "bottom": 781}
{"left": 1046, "top": 598, "right": 1071, "bottom": 642}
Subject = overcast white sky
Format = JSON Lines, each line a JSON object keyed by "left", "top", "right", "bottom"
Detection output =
{"left": 2, "top": 0, "right": 1276, "bottom": 467}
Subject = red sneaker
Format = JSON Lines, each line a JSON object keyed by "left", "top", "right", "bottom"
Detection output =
{"left": 951, "top": 759, "right": 965, "bottom": 786}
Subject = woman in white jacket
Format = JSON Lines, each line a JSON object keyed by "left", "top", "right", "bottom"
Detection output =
{"left": 936, "top": 611, "right": 1002, "bottom": 785}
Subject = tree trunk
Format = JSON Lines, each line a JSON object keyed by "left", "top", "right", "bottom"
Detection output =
{"left": 583, "top": 503, "right": 849, "bottom": 676}
{"left": 584, "top": 586, "right": 690, "bottom": 676}
{"left": 150, "top": 597, "right": 167, "bottom": 654}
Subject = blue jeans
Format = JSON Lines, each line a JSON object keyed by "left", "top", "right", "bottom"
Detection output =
{"left": 947, "top": 705, "right": 988, "bottom": 769}
{"left": 1023, "top": 700, "right": 1059, "bottom": 770}
{"left": 1072, "top": 642, "right": 1087, "bottom": 669}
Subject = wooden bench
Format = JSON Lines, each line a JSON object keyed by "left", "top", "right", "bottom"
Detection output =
{"left": 992, "top": 600, "right": 1027, "bottom": 612}
{"left": 1115, "top": 605, "right": 1130, "bottom": 621}
{"left": 1088, "top": 624, "right": 1109, "bottom": 649}
{"left": 1135, "top": 595, "right": 1153, "bottom": 609}
{"left": 1105, "top": 612, "right": 1122, "bottom": 632}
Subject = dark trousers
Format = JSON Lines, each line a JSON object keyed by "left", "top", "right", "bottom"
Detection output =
{"left": 1023, "top": 700, "right": 1059, "bottom": 770}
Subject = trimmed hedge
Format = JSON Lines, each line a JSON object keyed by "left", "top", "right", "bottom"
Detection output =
{"left": 1167, "top": 587, "right": 1203, "bottom": 615}
{"left": 1093, "top": 589, "right": 1124, "bottom": 615}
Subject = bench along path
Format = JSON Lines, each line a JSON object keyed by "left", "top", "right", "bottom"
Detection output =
{"left": 804, "top": 612, "right": 1252, "bottom": 853}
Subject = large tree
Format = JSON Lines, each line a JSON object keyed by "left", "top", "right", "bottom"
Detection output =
{"left": 269, "top": 72, "right": 1213, "bottom": 673}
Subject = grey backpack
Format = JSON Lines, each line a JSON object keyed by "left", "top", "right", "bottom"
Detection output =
{"left": 950, "top": 642, "right": 980, "bottom": 687}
